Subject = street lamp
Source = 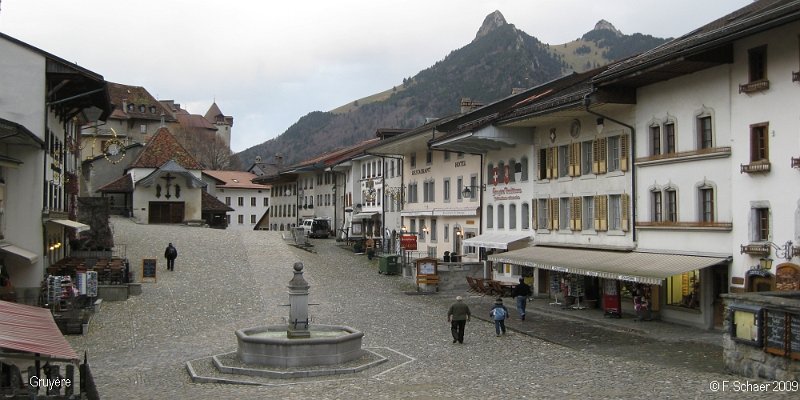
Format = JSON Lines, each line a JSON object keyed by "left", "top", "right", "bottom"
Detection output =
{"left": 461, "top": 184, "right": 486, "bottom": 199}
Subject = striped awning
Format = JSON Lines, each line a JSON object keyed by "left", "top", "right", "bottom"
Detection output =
{"left": 0, "top": 300, "right": 79, "bottom": 361}
{"left": 489, "top": 246, "right": 730, "bottom": 285}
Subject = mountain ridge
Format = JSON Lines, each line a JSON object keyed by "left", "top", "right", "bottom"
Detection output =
{"left": 236, "top": 11, "right": 670, "bottom": 168}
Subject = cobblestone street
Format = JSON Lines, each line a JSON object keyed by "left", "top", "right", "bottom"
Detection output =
{"left": 66, "top": 217, "right": 775, "bottom": 399}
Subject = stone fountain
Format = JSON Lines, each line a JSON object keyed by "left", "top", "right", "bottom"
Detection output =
{"left": 235, "top": 262, "right": 364, "bottom": 367}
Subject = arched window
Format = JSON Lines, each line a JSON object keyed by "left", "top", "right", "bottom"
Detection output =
{"left": 487, "top": 205, "right": 494, "bottom": 228}
{"left": 508, "top": 158, "right": 517, "bottom": 183}
{"left": 487, "top": 163, "right": 494, "bottom": 185}
{"left": 521, "top": 203, "right": 530, "bottom": 229}
{"left": 498, "top": 204, "right": 505, "bottom": 229}
{"left": 509, "top": 203, "right": 517, "bottom": 229}
{"left": 520, "top": 157, "right": 529, "bottom": 181}
{"left": 497, "top": 161, "right": 505, "bottom": 184}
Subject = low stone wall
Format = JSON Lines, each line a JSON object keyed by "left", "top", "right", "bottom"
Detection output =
{"left": 435, "top": 263, "right": 483, "bottom": 292}
{"left": 721, "top": 292, "right": 800, "bottom": 380}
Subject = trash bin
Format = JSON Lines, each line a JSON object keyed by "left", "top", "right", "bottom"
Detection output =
{"left": 379, "top": 255, "right": 400, "bottom": 275}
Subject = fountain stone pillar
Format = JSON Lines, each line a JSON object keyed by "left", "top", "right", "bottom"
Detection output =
{"left": 287, "top": 262, "right": 311, "bottom": 338}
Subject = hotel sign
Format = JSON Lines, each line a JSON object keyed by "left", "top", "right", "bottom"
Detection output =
{"left": 411, "top": 167, "right": 431, "bottom": 175}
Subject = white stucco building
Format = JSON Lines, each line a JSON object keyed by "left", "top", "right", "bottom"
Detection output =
{"left": 0, "top": 33, "right": 111, "bottom": 303}
{"left": 202, "top": 170, "right": 270, "bottom": 230}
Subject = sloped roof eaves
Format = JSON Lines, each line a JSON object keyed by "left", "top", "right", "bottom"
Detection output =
{"left": 97, "top": 174, "right": 133, "bottom": 193}
{"left": 0, "top": 300, "right": 79, "bottom": 361}
{"left": 286, "top": 138, "right": 381, "bottom": 171}
{"left": 595, "top": 0, "right": 800, "bottom": 83}
{"left": 497, "top": 85, "right": 594, "bottom": 124}
{"left": 201, "top": 191, "right": 234, "bottom": 212}
{"left": 367, "top": 114, "right": 461, "bottom": 155}
{"left": 202, "top": 170, "right": 270, "bottom": 189}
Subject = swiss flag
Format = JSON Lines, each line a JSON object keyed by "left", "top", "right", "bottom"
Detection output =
{"left": 492, "top": 167, "right": 498, "bottom": 186}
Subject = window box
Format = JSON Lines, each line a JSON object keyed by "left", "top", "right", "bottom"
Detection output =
{"left": 740, "top": 243, "right": 770, "bottom": 256}
{"left": 740, "top": 161, "right": 771, "bottom": 174}
{"left": 739, "top": 80, "right": 770, "bottom": 93}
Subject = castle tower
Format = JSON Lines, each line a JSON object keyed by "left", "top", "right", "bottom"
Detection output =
{"left": 204, "top": 102, "right": 233, "bottom": 148}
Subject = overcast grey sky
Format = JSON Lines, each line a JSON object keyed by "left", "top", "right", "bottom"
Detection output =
{"left": 0, "top": 0, "right": 753, "bottom": 152}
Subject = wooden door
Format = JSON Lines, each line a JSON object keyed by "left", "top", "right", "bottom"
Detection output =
{"left": 149, "top": 202, "right": 185, "bottom": 224}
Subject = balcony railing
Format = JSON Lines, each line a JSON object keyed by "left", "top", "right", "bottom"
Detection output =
{"left": 739, "top": 80, "right": 770, "bottom": 93}
{"left": 740, "top": 161, "right": 771, "bottom": 174}
{"left": 740, "top": 243, "right": 771, "bottom": 256}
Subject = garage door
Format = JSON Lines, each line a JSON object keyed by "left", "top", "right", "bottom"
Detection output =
{"left": 148, "top": 202, "right": 185, "bottom": 224}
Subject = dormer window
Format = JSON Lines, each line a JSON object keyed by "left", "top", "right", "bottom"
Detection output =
{"left": 138, "top": 105, "right": 146, "bottom": 113}
{"left": 149, "top": 106, "right": 157, "bottom": 114}
{"left": 127, "top": 103, "right": 134, "bottom": 112}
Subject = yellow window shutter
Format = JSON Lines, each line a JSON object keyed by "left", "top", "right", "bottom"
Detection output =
{"left": 593, "top": 196, "right": 600, "bottom": 230}
{"left": 546, "top": 198, "right": 553, "bottom": 230}
{"left": 551, "top": 198, "right": 559, "bottom": 230}
{"left": 569, "top": 143, "right": 580, "bottom": 176}
{"left": 621, "top": 193, "right": 630, "bottom": 231}
{"left": 571, "top": 197, "right": 581, "bottom": 231}
{"left": 551, "top": 148, "right": 558, "bottom": 179}
{"left": 598, "top": 138, "right": 608, "bottom": 174}
{"left": 532, "top": 200, "right": 538, "bottom": 230}
{"left": 546, "top": 148, "right": 554, "bottom": 179}
{"left": 592, "top": 139, "right": 600, "bottom": 174}
{"left": 620, "top": 135, "right": 629, "bottom": 172}
{"left": 599, "top": 195, "right": 608, "bottom": 231}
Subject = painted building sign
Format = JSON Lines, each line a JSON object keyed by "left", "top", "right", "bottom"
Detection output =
{"left": 492, "top": 186, "right": 522, "bottom": 201}
{"left": 411, "top": 167, "right": 431, "bottom": 175}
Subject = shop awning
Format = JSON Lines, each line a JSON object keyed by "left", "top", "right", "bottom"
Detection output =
{"left": 462, "top": 231, "right": 531, "bottom": 250}
{"left": 352, "top": 212, "right": 378, "bottom": 219}
{"left": 488, "top": 246, "right": 730, "bottom": 285}
{"left": 0, "top": 300, "right": 79, "bottom": 361}
{"left": 48, "top": 219, "right": 90, "bottom": 232}
{"left": 0, "top": 243, "right": 39, "bottom": 264}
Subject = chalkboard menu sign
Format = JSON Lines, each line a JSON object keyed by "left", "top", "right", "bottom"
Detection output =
{"left": 141, "top": 258, "right": 157, "bottom": 282}
{"left": 764, "top": 310, "right": 786, "bottom": 356}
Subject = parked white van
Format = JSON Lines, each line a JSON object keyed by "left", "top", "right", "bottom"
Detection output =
{"left": 301, "top": 218, "right": 331, "bottom": 238}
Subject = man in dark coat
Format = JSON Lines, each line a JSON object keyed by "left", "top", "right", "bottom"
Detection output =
{"left": 447, "top": 296, "right": 471, "bottom": 344}
{"left": 512, "top": 277, "right": 532, "bottom": 320}
{"left": 164, "top": 243, "right": 178, "bottom": 271}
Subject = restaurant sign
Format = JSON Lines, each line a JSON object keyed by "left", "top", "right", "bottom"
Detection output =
{"left": 401, "top": 234, "right": 418, "bottom": 250}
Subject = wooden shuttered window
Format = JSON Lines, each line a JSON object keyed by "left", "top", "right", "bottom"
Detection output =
{"left": 570, "top": 197, "right": 582, "bottom": 231}
{"left": 531, "top": 199, "right": 538, "bottom": 230}
{"left": 592, "top": 138, "right": 608, "bottom": 174}
{"left": 620, "top": 135, "right": 629, "bottom": 172}
{"left": 546, "top": 147, "right": 558, "bottom": 179}
{"left": 621, "top": 193, "right": 630, "bottom": 232}
{"left": 549, "top": 198, "right": 559, "bottom": 230}
{"left": 594, "top": 195, "right": 608, "bottom": 231}
{"left": 569, "top": 143, "right": 581, "bottom": 177}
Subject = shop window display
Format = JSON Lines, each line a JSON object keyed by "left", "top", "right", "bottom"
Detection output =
{"left": 666, "top": 270, "right": 700, "bottom": 309}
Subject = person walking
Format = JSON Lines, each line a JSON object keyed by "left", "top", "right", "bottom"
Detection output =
{"left": 447, "top": 296, "right": 471, "bottom": 344}
{"left": 490, "top": 298, "right": 509, "bottom": 336}
{"left": 512, "top": 277, "right": 532, "bottom": 320}
{"left": 164, "top": 243, "right": 178, "bottom": 271}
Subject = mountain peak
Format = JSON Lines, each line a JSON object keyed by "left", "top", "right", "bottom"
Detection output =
{"left": 475, "top": 10, "right": 508, "bottom": 41}
{"left": 593, "top": 19, "right": 622, "bottom": 36}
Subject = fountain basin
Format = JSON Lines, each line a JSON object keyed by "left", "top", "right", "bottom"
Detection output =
{"left": 236, "top": 325, "right": 364, "bottom": 367}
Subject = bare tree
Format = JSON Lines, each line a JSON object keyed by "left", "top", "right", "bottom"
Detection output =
{"left": 171, "top": 125, "right": 235, "bottom": 170}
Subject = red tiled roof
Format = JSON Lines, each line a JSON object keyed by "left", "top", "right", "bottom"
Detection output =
{"left": 97, "top": 174, "right": 133, "bottom": 193}
{"left": 0, "top": 300, "right": 79, "bottom": 361}
{"left": 202, "top": 170, "right": 270, "bottom": 190}
{"left": 128, "top": 127, "right": 203, "bottom": 170}
{"left": 201, "top": 190, "right": 234, "bottom": 212}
